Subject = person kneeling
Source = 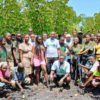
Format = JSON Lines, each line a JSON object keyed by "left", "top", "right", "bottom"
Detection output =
{"left": 50, "top": 55, "right": 71, "bottom": 88}
{"left": 0, "top": 63, "right": 14, "bottom": 90}
{"left": 12, "top": 63, "right": 25, "bottom": 92}
{"left": 80, "top": 63, "right": 100, "bottom": 88}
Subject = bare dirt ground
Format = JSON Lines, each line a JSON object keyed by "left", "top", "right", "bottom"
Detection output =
{"left": 0, "top": 81, "right": 100, "bottom": 100}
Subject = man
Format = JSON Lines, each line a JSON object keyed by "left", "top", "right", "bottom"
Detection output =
{"left": 50, "top": 55, "right": 71, "bottom": 87}
{"left": 42, "top": 33, "right": 48, "bottom": 44}
{"left": 28, "top": 34, "right": 36, "bottom": 46}
{"left": 16, "top": 33, "right": 23, "bottom": 45}
{"left": 45, "top": 32, "right": 60, "bottom": 74}
{"left": 4, "top": 33, "right": 14, "bottom": 72}
{"left": 79, "top": 56, "right": 99, "bottom": 77}
{"left": 80, "top": 61, "right": 100, "bottom": 88}
{"left": 65, "top": 34, "right": 73, "bottom": 48}
{"left": 59, "top": 37, "right": 66, "bottom": 56}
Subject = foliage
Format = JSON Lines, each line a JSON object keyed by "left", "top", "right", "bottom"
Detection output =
{"left": 0, "top": 0, "right": 100, "bottom": 35}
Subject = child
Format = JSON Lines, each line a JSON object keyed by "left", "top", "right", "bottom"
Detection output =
{"left": 13, "top": 63, "right": 25, "bottom": 92}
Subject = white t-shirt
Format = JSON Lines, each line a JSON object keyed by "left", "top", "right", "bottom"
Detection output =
{"left": 51, "top": 60, "right": 70, "bottom": 76}
{"left": 64, "top": 38, "right": 73, "bottom": 47}
{"left": 28, "top": 39, "right": 35, "bottom": 46}
{"left": 90, "top": 61, "right": 99, "bottom": 72}
{"left": 44, "top": 38, "right": 60, "bottom": 58}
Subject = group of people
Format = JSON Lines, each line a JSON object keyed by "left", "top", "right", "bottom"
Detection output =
{"left": 0, "top": 30, "right": 100, "bottom": 93}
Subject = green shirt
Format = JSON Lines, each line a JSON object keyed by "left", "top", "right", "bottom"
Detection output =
{"left": 60, "top": 45, "right": 66, "bottom": 55}
{"left": 72, "top": 44, "right": 82, "bottom": 54}
{"left": 0, "top": 46, "right": 7, "bottom": 62}
{"left": 93, "top": 70, "right": 100, "bottom": 77}
{"left": 4, "top": 41, "right": 13, "bottom": 61}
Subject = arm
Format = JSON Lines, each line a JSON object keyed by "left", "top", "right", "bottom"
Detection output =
{"left": 57, "top": 48, "right": 60, "bottom": 56}
{"left": 31, "top": 46, "right": 35, "bottom": 64}
{"left": 83, "top": 75, "right": 94, "bottom": 87}
{"left": 61, "top": 72, "right": 70, "bottom": 81}
{"left": 50, "top": 70, "right": 55, "bottom": 81}
{"left": 0, "top": 77, "right": 11, "bottom": 85}
{"left": 78, "top": 64, "right": 89, "bottom": 70}
{"left": 19, "top": 49, "right": 23, "bottom": 63}
{"left": 12, "top": 48, "right": 18, "bottom": 64}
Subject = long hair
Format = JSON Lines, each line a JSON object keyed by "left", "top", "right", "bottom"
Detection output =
{"left": 35, "top": 36, "right": 44, "bottom": 58}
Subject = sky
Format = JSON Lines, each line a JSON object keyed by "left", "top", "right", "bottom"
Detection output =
{"left": 68, "top": 0, "right": 100, "bottom": 16}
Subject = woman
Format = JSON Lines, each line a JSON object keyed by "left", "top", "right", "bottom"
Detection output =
{"left": 94, "top": 34, "right": 100, "bottom": 60}
{"left": 71, "top": 37, "right": 83, "bottom": 55}
{"left": 70, "top": 37, "right": 83, "bottom": 83}
{"left": 31, "top": 36, "right": 48, "bottom": 86}
{"left": 19, "top": 34, "right": 32, "bottom": 81}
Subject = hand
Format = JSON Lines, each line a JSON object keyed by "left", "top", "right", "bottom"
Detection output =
{"left": 78, "top": 64, "right": 82, "bottom": 67}
{"left": 59, "top": 78, "right": 64, "bottom": 86}
{"left": 10, "top": 80, "right": 16, "bottom": 87}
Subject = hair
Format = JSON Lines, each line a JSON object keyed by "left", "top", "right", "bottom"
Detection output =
{"left": 35, "top": 35, "right": 43, "bottom": 45}
{"left": 73, "top": 36, "right": 79, "bottom": 45}
{"left": 0, "top": 63, "right": 7, "bottom": 70}
{"left": 35, "top": 36, "right": 44, "bottom": 58}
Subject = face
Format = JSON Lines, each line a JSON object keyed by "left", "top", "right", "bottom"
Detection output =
{"left": 11, "top": 35, "right": 16, "bottom": 40}
{"left": 85, "top": 35, "right": 90, "bottom": 42}
{"left": 66, "top": 36, "right": 71, "bottom": 42}
{"left": 60, "top": 38, "right": 64, "bottom": 44}
{"left": 97, "top": 34, "right": 100, "bottom": 42}
{"left": 91, "top": 34, "right": 95, "bottom": 40}
{"left": 63, "top": 32, "right": 67, "bottom": 38}
{"left": 38, "top": 36, "right": 43, "bottom": 43}
{"left": 59, "top": 57, "right": 64, "bottom": 63}
{"left": 1, "top": 65, "right": 7, "bottom": 72}
{"left": 30, "top": 34, "right": 35, "bottom": 41}
{"left": 24, "top": 34, "right": 29, "bottom": 43}
{"left": 43, "top": 34, "right": 47, "bottom": 40}
{"left": 17, "top": 34, "right": 22, "bottom": 40}
{"left": 74, "top": 37, "right": 79, "bottom": 44}
{"left": 72, "top": 31, "right": 77, "bottom": 36}
{"left": 89, "top": 57, "right": 95, "bottom": 64}
{"left": 50, "top": 32, "right": 55, "bottom": 39}
{"left": 6, "top": 34, "right": 11, "bottom": 41}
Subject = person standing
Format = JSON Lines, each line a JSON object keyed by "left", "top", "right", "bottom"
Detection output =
{"left": 31, "top": 36, "right": 48, "bottom": 86}
{"left": 44, "top": 32, "right": 60, "bottom": 74}
{"left": 19, "top": 34, "right": 32, "bottom": 80}
{"left": 4, "top": 33, "right": 15, "bottom": 74}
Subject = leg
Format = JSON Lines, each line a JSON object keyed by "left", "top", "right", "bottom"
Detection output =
{"left": 81, "top": 75, "right": 93, "bottom": 88}
{"left": 41, "top": 64, "right": 48, "bottom": 86}
{"left": 64, "top": 76, "right": 71, "bottom": 84}
{"left": 16, "top": 81, "right": 24, "bottom": 92}
{"left": 35, "top": 67, "right": 40, "bottom": 85}
{"left": 47, "top": 58, "right": 52, "bottom": 74}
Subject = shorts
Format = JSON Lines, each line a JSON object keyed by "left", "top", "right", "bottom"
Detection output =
{"left": 33, "top": 58, "right": 46, "bottom": 67}
{"left": 55, "top": 75, "right": 64, "bottom": 81}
